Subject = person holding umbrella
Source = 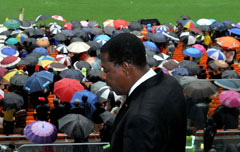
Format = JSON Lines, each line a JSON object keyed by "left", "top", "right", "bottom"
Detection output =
{"left": 100, "top": 33, "right": 186, "bottom": 152}
{"left": 35, "top": 97, "right": 50, "bottom": 122}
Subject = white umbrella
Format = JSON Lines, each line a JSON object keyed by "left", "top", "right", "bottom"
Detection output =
{"left": 56, "top": 44, "right": 68, "bottom": 54}
{"left": 67, "top": 42, "right": 90, "bottom": 53}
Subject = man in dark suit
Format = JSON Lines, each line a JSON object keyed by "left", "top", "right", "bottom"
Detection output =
{"left": 100, "top": 33, "right": 187, "bottom": 152}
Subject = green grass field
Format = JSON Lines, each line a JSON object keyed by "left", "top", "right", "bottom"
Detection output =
{"left": 1, "top": 0, "right": 240, "bottom": 25}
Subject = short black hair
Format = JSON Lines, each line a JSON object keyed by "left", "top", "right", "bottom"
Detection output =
{"left": 101, "top": 33, "right": 147, "bottom": 68}
{"left": 82, "top": 95, "right": 88, "bottom": 102}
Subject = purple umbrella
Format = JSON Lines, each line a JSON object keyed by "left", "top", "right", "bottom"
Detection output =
{"left": 24, "top": 121, "right": 57, "bottom": 144}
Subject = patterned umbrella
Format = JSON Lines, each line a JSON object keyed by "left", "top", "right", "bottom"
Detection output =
{"left": 24, "top": 121, "right": 58, "bottom": 144}
{"left": 180, "top": 32, "right": 196, "bottom": 45}
{"left": 56, "top": 54, "right": 71, "bottom": 66}
{"left": 192, "top": 44, "right": 206, "bottom": 54}
{"left": 56, "top": 44, "right": 69, "bottom": 54}
{"left": 103, "top": 19, "right": 114, "bottom": 27}
{"left": 51, "top": 15, "right": 66, "bottom": 22}
{"left": 96, "top": 86, "right": 121, "bottom": 102}
{"left": 3, "top": 69, "right": 25, "bottom": 82}
{"left": 208, "top": 60, "right": 229, "bottom": 71}
{"left": 49, "top": 23, "right": 62, "bottom": 34}
{"left": 0, "top": 67, "right": 8, "bottom": 77}
{"left": 38, "top": 55, "right": 55, "bottom": 62}
{"left": 219, "top": 90, "right": 240, "bottom": 108}
{"left": 206, "top": 48, "right": 226, "bottom": 61}
{"left": 16, "top": 33, "right": 28, "bottom": 43}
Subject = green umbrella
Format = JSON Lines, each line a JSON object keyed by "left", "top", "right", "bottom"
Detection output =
{"left": 4, "top": 19, "right": 21, "bottom": 29}
{"left": 6, "top": 38, "right": 18, "bottom": 45}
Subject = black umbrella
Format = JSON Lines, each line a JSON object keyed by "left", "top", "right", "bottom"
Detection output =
{"left": 179, "top": 60, "right": 200, "bottom": 76}
{"left": 70, "top": 37, "right": 83, "bottom": 43}
{"left": 210, "top": 21, "right": 227, "bottom": 32}
{"left": 221, "top": 70, "right": 240, "bottom": 79}
{"left": 100, "top": 111, "right": 116, "bottom": 126}
{"left": 60, "top": 69, "right": 84, "bottom": 81}
{"left": 90, "top": 27, "right": 103, "bottom": 36}
{"left": 128, "top": 21, "right": 143, "bottom": 31}
{"left": 61, "top": 29, "right": 76, "bottom": 37}
{"left": 73, "top": 61, "right": 92, "bottom": 74}
{"left": 179, "top": 32, "right": 196, "bottom": 45}
{"left": 28, "top": 52, "right": 42, "bottom": 59}
{"left": 20, "top": 21, "right": 34, "bottom": 29}
{"left": 146, "top": 56, "right": 158, "bottom": 67}
{"left": 86, "top": 69, "right": 102, "bottom": 83}
{"left": 35, "top": 14, "right": 50, "bottom": 22}
{"left": 2, "top": 92, "right": 24, "bottom": 110}
{"left": 10, "top": 73, "right": 28, "bottom": 86}
{"left": 103, "top": 26, "right": 116, "bottom": 36}
{"left": 58, "top": 114, "right": 94, "bottom": 138}
{"left": 48, "top": 62, "right": 68, "bottom": 72}
{"left": 18, "top": 56, "right": 38, "bottom": 66}
{"left": 23, "top": 38, "right": 37, "bottom": 45}
{"left": 71, "top": 20, "right": 82, "bottom": 29}
{"left": 0, "top": 30, "right": 11, "bottom": 36}
{"left": 180, "top": 15, "right": 190, "bottom": 20}
{"left": 53, "top": 33, "right": 67, "bottom": 41}
{"left": 150, "top": 33, "right": 167, "bottom": 43}
{"left": 87, "top": 41, "right": 100, "bottom": 51}
{"left": 24, "top": 28, "right": 34, "bottom": 37}
{"left": 74, "top": 29, "right": 89, "bottom": 42}
{"left": 88, "top": 21, "right": 99, "bottom": 28}
{"left": 198, "top": 25, "right": 211, "bottom": 32}
{"left": 33, "top": 29, "right": 45, "bottom": 36}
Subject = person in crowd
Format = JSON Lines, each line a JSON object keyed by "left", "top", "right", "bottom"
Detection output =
{"left": 100, "top": 33, "right": 187, "bottom": 152}
{"left": 15, "top": 108, "right": 27, "bottom": 130}
{"left": 49, "top": 98, "right": 65, "bottom": 129}
{"left": 92, "top": 102, "right": 105, "bottom": 132}
{"left": 70, "top": 99, "right": 85, "bottom": 115}
{"left": 35, "top": 97, "right": 50, "bottom": 121}
{"left": 111, "top": 100, "right": 121, "bottom": 115}
{"left": 2, "top": 107, "right": 16, "bottom": 135}
{"left": 80, "top": 95, "right": 92, "bottom": 119}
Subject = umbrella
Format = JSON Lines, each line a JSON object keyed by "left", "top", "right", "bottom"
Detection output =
{"left": 49, "top": 22, "right": 62, "bottom": 34}
{"left": 235, "top": 22, "right": 240, "bottom": 28}
{"left": 146, "top": 56, "right": 158, "bottom": 67}
{"left": 96, "top": 86, "right": 121, "bottom": 102}
{"left": 56, "top": 54, "right": 71, "bottom": 66}
{"left": 54, "top": 78, "right": 85, "bottom": 102}
{"left": 216, "top": 36, "right": 240, "bottom": 50}
{"left": 172, "top": 67, "right": 189, "bottom": 76}
{"left": 90, "top": 81, "right": 107, "bottom": 94}
{"left": 73, "top": 61, "right": 91, "bottom": 75}
{"left": 10, "top": 73, "right": 28, "bottom": 86}
{"left": 104, "top": 26, "right": 116, "bottom": 36}
{"left": 36, "top": 38, "right": 49, "bottom": 48}
{"left": 103, "top": 19, "right": 114, "bottom": 27}
{"left": 16, "top": 33, "right": 28, "bottom": 43}
{"left": 179, "top": 32, "right": 196, "bottom": 45}
{"left": 183, "top": 47, "right": 203, "bottom": 58}
{"left": 90, "top": 27, "right": 103, "bottom": 36}
{"left": 3, "top": 19, "right": 21, "bottom": 29}
{"left": 206, "top": 48, "right": 226, "bottom": 61}
{"left": 61, "top": 29, "right": 75, "bottom": 37}
{"left": 113, "top": 19, "right": 129, "bottom": 30}
{"left": 179, "top": 60, "right": 200, "bottom": 76}
{"left": 208, "top": 60, "right": 229, "bottom": 71}
{"left": 0, "top": 56, "right": 21, "bottom": 68}
{"left": 214, "top": 80, "right": 240, "bottom": 91}
{"left": 24, "top": 70, "right": 54, "bottom": 93}
{"left": 183, "top": 81, "right": 218, "bottom": 98}
{"left": 33, "top": 29, "right": 45, "bottom": 36}
{"left": 3, "top": 92, "right": 24, "bottom": 110}
{"left": 48, "top": 62, "right": 68, "bottom": 72}
{"left": 0, "top": 89, "right": 4, "bottom": 100}
{"left": 88, "top": 21, "right": 99, "bottom": 28}
{"left": 0, "top": 67, "right": 8, "bottom": 77}
{"left": 79, "top": 20, "right": 88, "bottom": 27}
{"left": 210, "top": 21, "right": 226, "bottom": 32}
{"left": 60, "top": 69, "right": 84, "bottom": 81}
{"left": 10, "top": 29, "right": 23, "bottom": 36}
{"left": 158, "top": 59, "right": 179, "bottom": 71}
{"left": 51, "top": 15, "right": 66, "bottom": 22}
{"left": 100, "top": 111, "right": 116, "bottom": 126}
{"left": 20, "top": 20, "right": 34, "bottom": 29}
{"left": 197, "top": 25, "right": 211, "bottom": 32}
{"left": 87, "top": 41, "right": 100, "bottom": 52}
{"left": 3, "top": 69, "right": 25, "bottom": 82}
{"left": 67, "top": 42, "right": 90, "bottom": 53}
{"left": 162, "top": 32, "right": 179, "bottom": 42}
{"left": 56, "top": 44, "right": 69, "bottom": 54}
{"left": 182, "top": 20, "right": 202, "bottom": 34}
{"left": 70, "top": 90, "right": 98, "bottom": 108}
{"left": 128, "top": 21, "right": 143, "bottom": 31}
{"left": 53, "top": 33, "right": 67, "bottom": 41}
{"left": 24, "top": 121, "right": 57, "bottom": 144}
{"left": 150, "top": 33, "right": 167, "bottom": 43}
{"left": 35, "top": 14, "right": 50, "bottom": 22}
{"left": 0, "top": 47, "right": 19, "bottom": 58}
{"left": 63, "top": 22, "right": 73, "bottom": 30}
{"left": 175, "top": 75, "right": 198, "bottom": 86}
{"left": 74, "top": 29, "right": 89, "bottom": 42}
{"left": 6, "top": 38, "right": 18, "bottom": 45}
{"left": 230, "top": 28, "right": 240, "bottom": 36}
{"left": 153, "top": 53, "right": 170, "bottom": 63}
{"left": 58, "top": 114, "right": 94, "bottom": 138}
{"left": 38, "top": 60, "right": 54, "bottom": 68}
{"left": 155, "top": 25, "right": 169, "bottom": 33}
{"left": 86, "top": 69, "right": 102, "bottom": 83}
{"left": 18, "top": 56, "right": 38, "bottom": 66}
{"left": 221, "top": 70, "right": 239, "bottom": 79}
{"left": 192, "top": 44, "right": 206, "bottom": 54}
{"left": 219, "top": 90, "right": 240, "bottom": 108}
{"left": 38, "top": 55, "right": 55, "bottom": 62}
{"left": 33, "top": 47, "right": 49, "bottom": 55}
{"left": 196, "top": 18, "right": 213, "bottom": 26}
{"left": 93, "top": 34, "right": 111, "bottom": 47}
{"left": 143, "top": 41, "right": 159, "bottom": 52}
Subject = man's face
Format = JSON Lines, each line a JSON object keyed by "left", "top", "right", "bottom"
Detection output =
{"left": 101, "top": 52, "right": 128, "bottom": 95}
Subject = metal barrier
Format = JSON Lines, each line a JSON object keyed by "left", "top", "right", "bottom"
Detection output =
{"left": 17, "top": 142, "right": 109, "bottom": 152}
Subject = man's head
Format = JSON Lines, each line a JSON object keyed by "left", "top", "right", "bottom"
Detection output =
{"left": 82, "top": 95, "right": 88, "bottom": 103}
{"left": 100, "top": 33, "right": 148, "bottom": 95}
{"left": 74, "top": 99, "right": 80, "bottom": 107}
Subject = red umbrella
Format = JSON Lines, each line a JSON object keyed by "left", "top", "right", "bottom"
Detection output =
{"left": 64, "top": 22, "right": 73, "bottom": 30}
{"left": 51, "top": 15, "right": 66, "bottom": 22}
{"left": 0, "top": 56, "right": 21, "bottom": 68}
{"left": 113, "top": 19, "right": 129, "bottom": 30}
{"left": 54, "top": 78, "right": 84, "bottom": 102}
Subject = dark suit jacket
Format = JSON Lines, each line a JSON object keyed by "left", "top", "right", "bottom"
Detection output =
{"left": 110, "top": 70, "right": 187, "bottom": 152}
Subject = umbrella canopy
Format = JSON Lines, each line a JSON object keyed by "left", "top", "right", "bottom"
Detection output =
{"left": 73, "top": 61, "right": 92, "bottom": 76}
{"left": 48, "top": 62, "right": 68, "bottom": 72}
{"left": 90, "top": 81, "right": 107, "bottom": 94}
{"left": 100, "top": 111, "right": 116, "bottom": 126}
{"left": 180, "top": 32, "right": 196, "bottom": 45}
{"left": 49, "top": 22, "right": 62, "bottom": 34}
{"left": 3, "top": 69, "right": 25, "bottom": 82}
{"left": 90, "top": 27, "right": 103, "bottom": 36}
{"left": 58, "top": 114, "right": 94, "bottom": 138}
{"left": 183, "top": 81, "right": 218, "bottom": 98}
{"left": 158, "top": 59, "right": 179, "bottom": 71}
{"left": 4, "top": 19, "right": 21, "bottom": 29}
{"left": 35, "top": 14, "right": 50, "bottom": 22}
{"left": 53, "top": 33, "right": 67, "bottom": 41}
{"left": 38, "top": 60, "right": 54, "bottom": 68}
{"left": 219, "top": 90, "right": 240, "bottom": 108}
{"left": 36, "top": 38, "right": 49, "bottom": 48}
{"left": 24, "top": 70, "right": 54, "bottom": 93}
{"left": 86, "top": 57, "right": 101, "bottom": 69}
{"left": 33, "top": 29, "right": 45, "bottom": 36}
{"left": 182, "top": 20, "right": 202, "bottom": 34}
{"left": 153, "top": 53, "right": 170, "bottom": 64}
{"left": 162, "top": 32, "right": 179, "bottom": 42}
{"left": 33, "top": 47, "right": 49, "bottom": 55}
{"left": 221, "top": 70, "right": 239, "bottom": 79}
{"left": 103, "top": 26, "right": 116, "bottom": 36}
{"left": 210, "top": 21, "right": 226, "bottom": 32}
{"left": 196, "top": 18, "right": 213, "bottom": 26}
{"left": 54, "top": 78, "right": 84, "bottom": 102}
{"left": 0, "top": 47, "right": 19, "bottom": 58}
{"left": 60, "top": 69, "right": 84, "bottom": 81}
{"left": 10, "top": 73, "right": 28, "bottom": 86}
{"left": 0, "top": 89, "right": 4, "bottom": 100}
{"left": 192, "top": 44, "right": 206, "bottom": 54}
{"left": 6, "top": 38, "right": 18, "bottom": 45}
{"left": 183, "top": 47, "right": 203, "bottom": 58}
{"left": 128, "top": 21, "right": 143, "bottom": 31}
{"left": 172, "top": 67, "right": 189, "bottom": 76}
{"left": 214, "top": 80, "right": 240, "bottom": 91}
{"left": 0, "top": 56, "right": 21, "bottom": 68}
{"left": 150, "top": 33, "right": 167, "bottom": 43}
{"left": 103, "top": 19, "right": 114, "bottom": 27}
{"left": 63, "top": 22, "right": 73, "bottom": 30}
{"left": 24, "top": 121, "right": 57, "bottom": 144}
{"left": 67, "top": 42, "right": 90, "bottom": 53}
{"left": 229, "top": 28, "right": 240, "bottom": 36}
{"left": 61, "top": 29, "right": 75, "bottom": 37}
{"left": 113, "top": 19, "right": 129, "bottom": 30}
{"left": 216, "top": 36, "right": 240, "bottom": 50}
{"left": 86, "top": 69, "right": 102, "bottom": 83}
{"left": 70, "top": 90, "right": 98, "bottom": 109}
{"left": 51, "top": 15, "right": 66, "bottom": 22}
{"left": 96, "top": 86, "right": 121, "bottom": 102}
{"left": 38, "top": 55, "right": 55, "bottom": 62}
{"left": 206, "top": 48, "right": 226, "bottom": 61}
{"left": 179, "top": 60, "right": 200, "bottom": 76}
{"left": 208, "top": 60, "right": 229, "bottom": 71}
{"left": 143, "top": 41, "right": 159, "bottom": 52}
{"left": 3, "top": 92, "right": 24, "bottom": 110}
{"left": 56, "top": 44, "right": 69, "bottom": 54}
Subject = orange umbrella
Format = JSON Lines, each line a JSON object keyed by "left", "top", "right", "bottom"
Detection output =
{"left": 216, "top": 36, "right": 240, "bottom": 50}
{"left": 36, "top": 38, "right": 49, "bottom": 48}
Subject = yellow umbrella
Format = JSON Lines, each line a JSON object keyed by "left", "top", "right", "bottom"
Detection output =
{"left": 3, "top": 68, "right": 24, "bottom": 82}
{"left": 38, "top": 60, "right": 54, "bottom": 67}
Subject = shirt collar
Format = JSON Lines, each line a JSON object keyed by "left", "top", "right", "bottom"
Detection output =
{"left": 128, "top": 68, "right": 157, "bottom": 96}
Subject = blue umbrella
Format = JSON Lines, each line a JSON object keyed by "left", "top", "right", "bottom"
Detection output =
{"left": 93, "top": 35, "right": 111, "bottom": 47}
{"left": 0, "top": 47, "right": 19, "bottom": 57}
{"left": 6, "top": 38, "right": 18, "bottom": 45}
{"left": 143, "top": 41, "right": 159, "bottom": 52}
{"left": 206, "top": 48, "right": 226, "bottom": 60}
{"left": 229, "top": 28, "right": 240, "bottom": 36}
{"left": 183, "top": 47, "right": 203, "bottom": 58}
{"left": 24, "top": 70, "right": 54, "bottom": 93}
{"left": 70, "top": 90, "right": 98, "bottom": 109}
{"left": 33, "top": 47, "right": 49, "bottom": 55}
{"left": 60, "top": 69, "right": 84, "bottom": 81}
{"left": 172, "top": 67, "right": 189, "bottom": 76}
{"left": 210, "top": 21, "right": 226, "bottom": 32}
{"left": 214, "top": 80, "right": 240, "bottom": 91}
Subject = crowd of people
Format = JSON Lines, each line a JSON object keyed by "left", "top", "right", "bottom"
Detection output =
{"left": 0, "top": 14, "right": 239, "bottom": 151}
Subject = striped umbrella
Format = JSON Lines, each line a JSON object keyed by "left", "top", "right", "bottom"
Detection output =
{"left": 51, "top": 15, "right": 66, "bottom": 22}
{"left": 56, "top": 44, "right": 69, "bottom": 54}
{"left": 56, "top": 54, "right": 71, "bottom": 67}
{"left": 206, "top": 48, "right": 226, "bottom": 60}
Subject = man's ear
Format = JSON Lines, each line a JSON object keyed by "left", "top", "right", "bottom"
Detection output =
{"left": 121, "top": 62, "right": 131, "bottom": 76}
